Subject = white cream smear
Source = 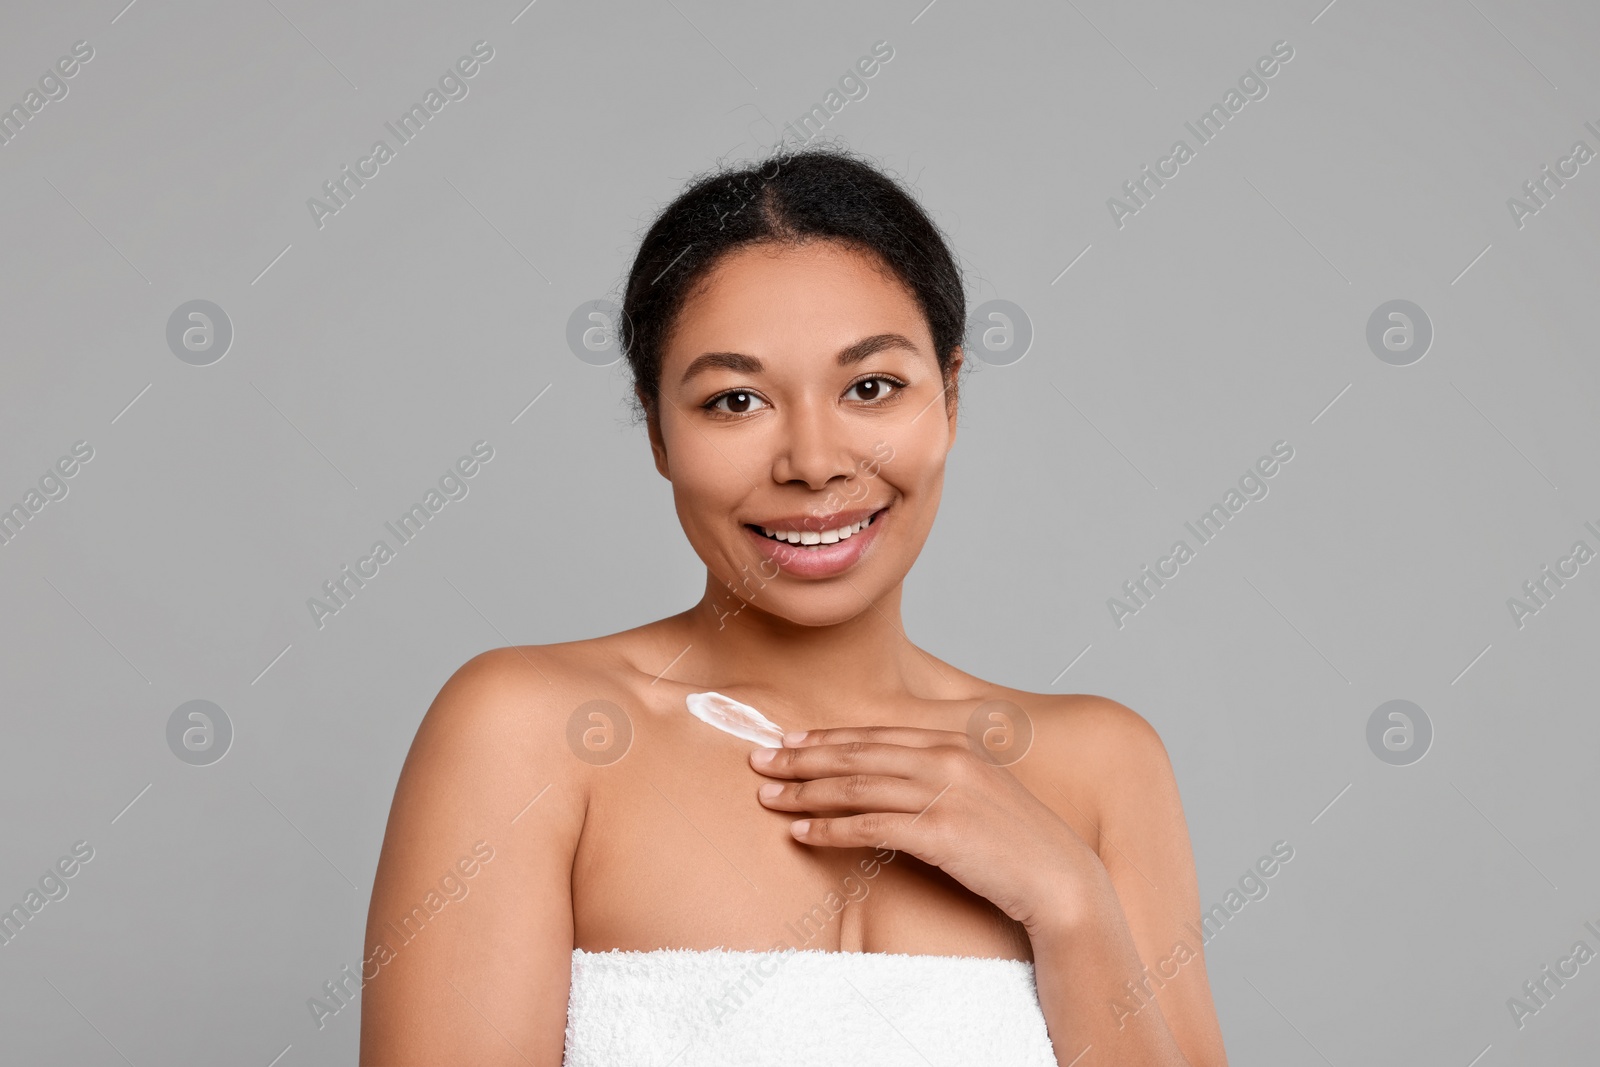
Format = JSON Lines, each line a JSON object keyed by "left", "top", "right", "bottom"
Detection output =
{"left": 684, "top": 691, "right": 787, "bottom": 748}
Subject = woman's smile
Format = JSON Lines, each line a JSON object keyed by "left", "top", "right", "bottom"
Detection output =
{"left": 742, "top": 504, "right": 891, "bottom": 578}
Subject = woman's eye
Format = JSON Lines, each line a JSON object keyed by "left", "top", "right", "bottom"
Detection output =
{"left": 706, "top": 390, "right": 767, "bottom": 415}
{"left": 705, "top": 378, "right": 902, "bottom": 415}
{"left": 847, "top": 376, "right": 902, "bottom": 403}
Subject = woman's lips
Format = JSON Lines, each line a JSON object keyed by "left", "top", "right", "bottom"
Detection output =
{"left": 743, "top": 507, "right": 888, "bottom": 579}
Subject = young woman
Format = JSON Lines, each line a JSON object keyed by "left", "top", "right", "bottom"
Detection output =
{"left": 360, "top": 145, "right": 1229, "bottom": 1066}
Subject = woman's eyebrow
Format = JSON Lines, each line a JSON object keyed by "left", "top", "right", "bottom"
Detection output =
{"left": 678, "top": 333, "right": 920, "bottom": 387}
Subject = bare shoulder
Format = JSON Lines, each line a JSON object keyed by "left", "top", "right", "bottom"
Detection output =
{"left": 928, "top": 654, "right": 1165, "bottom": 773}
{"left": 406, "top": 640, "right": 616, "bottom": 760}
{"left": 979, "top": 686, "right": 1169, "bottom": 780}
{"left": 372, "top": 640, "right": 616, "bottom": 895}
{"left": 361, "top": 641, "right": 609, "bottom": 1062}
{"left": 424, "top": 641, "right": 594, "bottom": 725}
{"left": 1041, "top": 690, "right": 1173, "bottom": 795}
{"left": 1036, "top": 691, "right": 1171, "bottom": 785}
{"left": 969, "top": 685, "right": 1177, "bottom": 856}
{"left": 392, "top": 632, "right": 658, "bottom": 808}
{"left": 1025, "top": 690, "right": 1162, "bottom": 739}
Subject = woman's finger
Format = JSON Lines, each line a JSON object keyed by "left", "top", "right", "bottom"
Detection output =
{"left": 784, "top": 724, "right": 967, "bottom": 750}
{"left": 756, "top": 773, "right": 936, "bottom": 816}
{"left": 751, "top": 739, "right": 968, "bottom": 782}
{"left": 787, "top": 809, "right": 946, "bottom": 857}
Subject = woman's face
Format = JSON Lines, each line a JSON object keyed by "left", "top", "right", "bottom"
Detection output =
{"left": 647, "top": 239, "right": 961, "bottom": 628}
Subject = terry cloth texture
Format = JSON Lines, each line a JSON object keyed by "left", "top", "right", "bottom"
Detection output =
{"left": 563, "top": 945, "right": 1060, "bottom": 1066}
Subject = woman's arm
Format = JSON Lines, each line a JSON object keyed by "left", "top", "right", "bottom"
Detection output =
{"left": 360, "top": 647, "right": 587, "bottom": 1066}
{"left": 1028, "top": 697, "right": 1229, "bottom": 1067}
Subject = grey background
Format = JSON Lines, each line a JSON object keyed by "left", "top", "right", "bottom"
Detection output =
{"left": 2, "top": 0, "right": 1598, "bottom": 1064}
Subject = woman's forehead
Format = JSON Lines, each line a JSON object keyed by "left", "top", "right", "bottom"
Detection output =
{"left": 665, "top": 244, "right": 932, "bottom": 364}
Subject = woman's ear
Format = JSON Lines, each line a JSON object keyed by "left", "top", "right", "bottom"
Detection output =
{"left": 638, "top": 387, "right": 670, "bottom": 478}
{"left": 944, "top": 347, "right": 963, "bottom": 447}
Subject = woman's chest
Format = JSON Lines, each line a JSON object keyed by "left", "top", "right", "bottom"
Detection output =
{"left": 567, "top": 735, "right": 1035, "bottom": 962}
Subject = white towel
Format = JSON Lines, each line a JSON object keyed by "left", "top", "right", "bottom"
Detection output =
{"left": 563, "top": 946, "right": 1060, "bottom": 1066}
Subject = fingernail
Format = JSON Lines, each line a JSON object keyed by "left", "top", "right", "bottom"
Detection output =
{"left": 750, "top": 748, "right": 775, "bottom": 765}
{"left": 783, "top": 730, "right": 808, "bottom": 745}
{"left": 790, "top": 820, "right": 810, "bottom": 836}
{"left": 758, "top": 783, "right": 782, "bottom": 800}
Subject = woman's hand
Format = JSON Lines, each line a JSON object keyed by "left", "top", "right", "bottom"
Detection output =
{"left": 749, "top": 724, "right": 1107, "bottom": 939}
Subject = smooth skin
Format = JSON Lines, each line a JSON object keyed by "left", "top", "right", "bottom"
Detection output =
{"left": 360, "top": 239, "right": 1229, "bottom": 1066}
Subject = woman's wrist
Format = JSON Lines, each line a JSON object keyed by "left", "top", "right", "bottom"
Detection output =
{"left": 1021, "top": 844, "right": 1121, "bottom": 947}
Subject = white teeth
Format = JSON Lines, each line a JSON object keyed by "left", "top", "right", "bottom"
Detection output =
{"left": 758, "top": 512, "right": 876, "bottom": 545}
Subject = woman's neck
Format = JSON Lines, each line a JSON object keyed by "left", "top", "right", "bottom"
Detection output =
{"left": 653, "top": 577, "right": 964, "bottom": 725}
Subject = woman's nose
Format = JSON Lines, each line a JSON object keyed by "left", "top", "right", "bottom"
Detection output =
{"left": 769, "top": 402, "right": 857, "bottom": 491}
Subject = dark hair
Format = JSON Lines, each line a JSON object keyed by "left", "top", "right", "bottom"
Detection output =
{"left": 618, "top": 143, "right": 967, "bottom": 424}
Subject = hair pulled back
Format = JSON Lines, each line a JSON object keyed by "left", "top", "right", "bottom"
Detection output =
{"left": 618, "top": 143, "right": 967, "bottom": 424}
